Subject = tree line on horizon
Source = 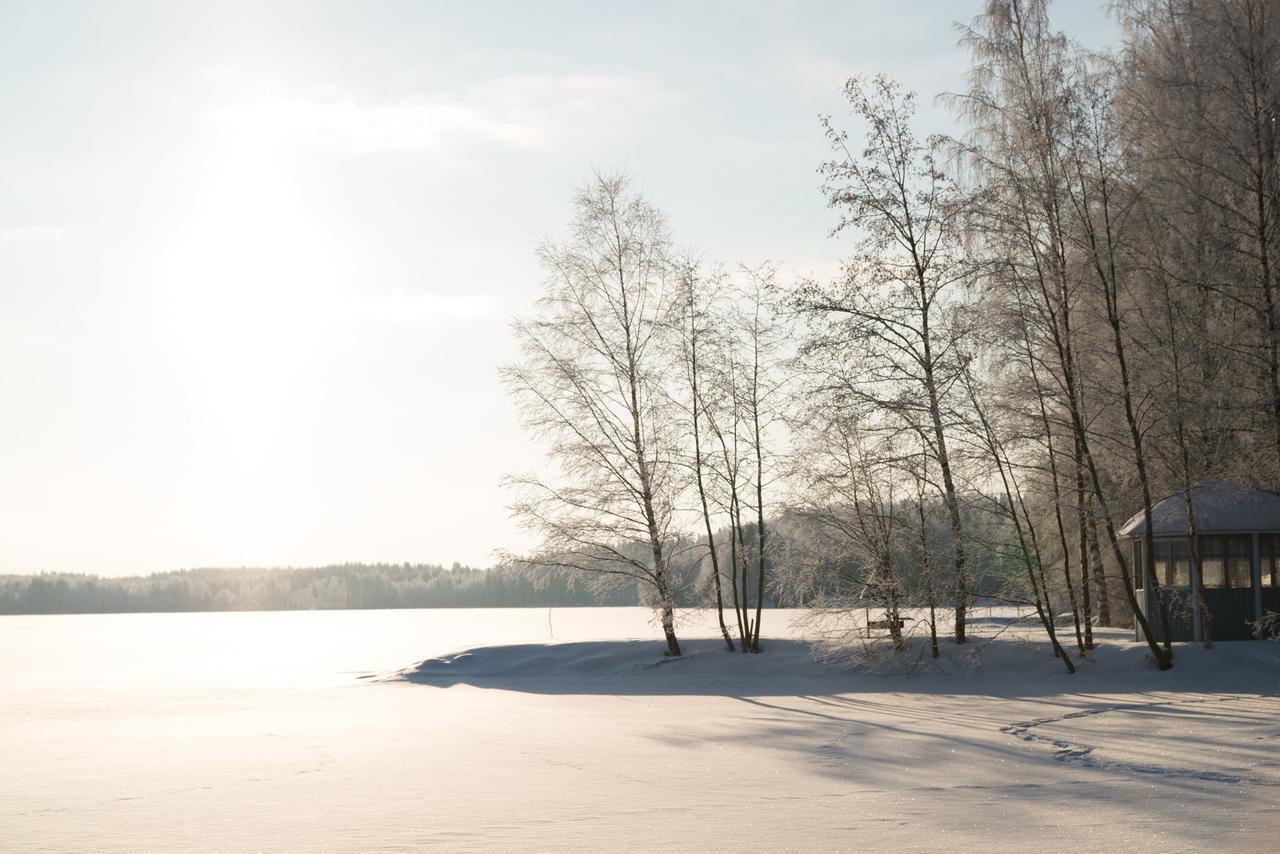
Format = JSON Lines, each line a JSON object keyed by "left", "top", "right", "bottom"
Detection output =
{"left": 0, "top": 564, "right": 636, "bottom": 615}
{"left": 502, "top": 0, "right": 1280, "bottom": 671}
{"left": 0, "top": 523, "right": 1022, "bottom": 616}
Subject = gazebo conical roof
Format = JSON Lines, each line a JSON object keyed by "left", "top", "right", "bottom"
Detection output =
{"left": 1118, "top": 480, "right": 1280, "bottom": 538}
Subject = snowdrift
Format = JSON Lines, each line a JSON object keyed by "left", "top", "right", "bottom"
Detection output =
{"left": 389, "top": 630, "right": 1280, "bottom": 697}
{"left": 391, "top": 638, "right": 832, "bottom": 695}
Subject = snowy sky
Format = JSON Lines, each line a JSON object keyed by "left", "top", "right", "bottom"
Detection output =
{"left": 0, "top": 1, "right": 1116, "bottom": 575}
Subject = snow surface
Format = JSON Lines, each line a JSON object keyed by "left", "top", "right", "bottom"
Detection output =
{"left": 2, "top": 607, "right": 1277, "bottom": 852}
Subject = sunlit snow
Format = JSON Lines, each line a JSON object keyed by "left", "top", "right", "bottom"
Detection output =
{"left": 2, "top": 607, "right": 1276, "bottom": 851}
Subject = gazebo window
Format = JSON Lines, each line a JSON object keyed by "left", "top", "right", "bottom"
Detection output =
{"left": 1170, "top": 538, "right": 1190, "bottom": 586}
{"left": 1227, "top": 536, "right": 1252, "bottom": 589}
{"left": 1133, "top": 539, "right": 1144, "bottom": 590}
{"left": 1200, "top": 536, "right": 1226, "bottom": 588}
{"left": 1150, "top": 539, "right": 1190, "bottom": 587}
{"left": 1153, "top": 540, "right": 1170, "bottom": 586}
{"left": 1262, "top": 534, "right": 1277, "bottom": 587}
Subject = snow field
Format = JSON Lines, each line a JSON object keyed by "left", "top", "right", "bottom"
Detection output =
{"left": 2, "top": 607, "right": 1276, "bottom": 851}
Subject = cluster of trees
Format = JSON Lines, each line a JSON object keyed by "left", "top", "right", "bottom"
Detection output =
{"left": 501, "top": 174, "right": 798, "bottom": 657}
{"left": 0, "top": 564, "right": 640, "bottom": 615}
{"left": 505, "top": 0, "right": 1280, "bottom": 671}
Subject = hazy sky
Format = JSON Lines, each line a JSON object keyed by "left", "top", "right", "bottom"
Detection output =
{"left": 0, "top": 1, "right": 1116, "bottom": 576}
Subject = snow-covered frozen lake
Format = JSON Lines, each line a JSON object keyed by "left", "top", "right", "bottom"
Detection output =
{"left": 2, "top": 607, "right": 1278, "bottom": 851}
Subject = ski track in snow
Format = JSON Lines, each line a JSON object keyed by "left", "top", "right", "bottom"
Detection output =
{"left": 1001, "top": 693, "right": 1280, "bottom": 786}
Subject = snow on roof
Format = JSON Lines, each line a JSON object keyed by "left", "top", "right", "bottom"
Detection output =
{"left": 1119, "top": 479, "right": 1280, "bottom": 538}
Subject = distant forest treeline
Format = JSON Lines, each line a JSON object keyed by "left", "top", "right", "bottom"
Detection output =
{"left": 0, "top": 564, "right": 647, "bottom": 615}
{"left": 0, "top": 499, "right": 1022, "bottom": 616}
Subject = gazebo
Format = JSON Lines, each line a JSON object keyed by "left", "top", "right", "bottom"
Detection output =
{"left": 1119, "top": 480, "right": 1280, "bottom": 642}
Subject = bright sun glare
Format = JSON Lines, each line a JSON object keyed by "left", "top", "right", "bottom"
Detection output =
{"left": 149, "top": 103, "right": 357, "bottom": 560}
{"left": 165, "top": 108, "right": 341, "bottom": 452}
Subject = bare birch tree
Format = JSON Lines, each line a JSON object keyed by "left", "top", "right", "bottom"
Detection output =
{"left": 503, "top": 172, "right": 687, "bottom": 656}
{"left": 731, "top": 265, "right": 791, "bottom": 652}
{"left": 799, "top": 75, "right": 976, "bottom": 643}
{"left": 954, "top": 0, "right": 1173, "bottom": 668}
{"left": 671, "top": 260, "right": 736, "bottom": 651}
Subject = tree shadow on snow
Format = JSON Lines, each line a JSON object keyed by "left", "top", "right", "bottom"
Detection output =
{"left": 385, "top": 635, "right": 1280, "bottom": 699}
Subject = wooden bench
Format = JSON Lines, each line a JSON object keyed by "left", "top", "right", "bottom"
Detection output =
{"left": 862, "top": 614, "right": 907, "bottom": 637}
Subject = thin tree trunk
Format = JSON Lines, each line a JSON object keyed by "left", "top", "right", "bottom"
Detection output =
{"left": 1072, "top": 145, "right": 1174, "bottom": 663}
{"left": 694, "top": 457, "right": 733, "bottom": 651}
{"left": 1035, "top": 261, "right": 1168, "bottom": 666}
{"left": 752, "top": 397, "right": 767, "bottom": 654}
{"left": 1086, "top": 498, "right": 1111, "bottom": 626}
{"left": 687, "top": 302, "right": 734, "bottom": 652}
{"left": 726, "top": 499, "right": 745, "bottom": 644}
{"left": 732, "top": 493, "right": 753, "bottom": 651}
{"left": 1074, "top": 434, "right": 1095, "bottom": 647}
{"left": 621, "top": 269, "right": 680, "bottom": 658}
{"left": 1024, "top": 322, "right": 1084, "bottom": 652}
{"left": 1078, "top": 501, "right": 1094, "bottom": 649}
{"left": 710, "top": 407, "right": 749, "bottom": 648}
{"left": 1156, "top": 241, "right": 1213, "bottom": 650}
{"left": 922, "top": 313, "right": 968, "bottom": 644}
{"left": 918, "top": 486, "right": 940, "bottom": 658}
{"left": 965, "top": 368, "right": 1074, "bottom": 673}
{"left": 1240, "top": 8, "right": 1280, "bottom": 463}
